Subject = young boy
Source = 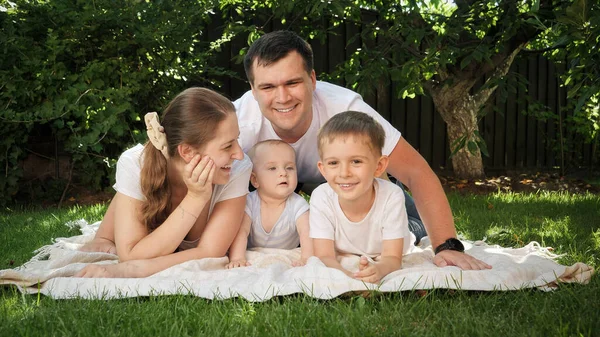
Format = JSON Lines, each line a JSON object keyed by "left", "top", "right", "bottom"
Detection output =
{"left": 310, "top": 111, "right": 415, "bottom": 283}
{"left": 226, "top": 140, "right": 313, "bottom": 268}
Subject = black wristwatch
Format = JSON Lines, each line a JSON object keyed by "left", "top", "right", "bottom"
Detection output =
{"left": 434, "top": 238, "right": 465, "bottom": 255}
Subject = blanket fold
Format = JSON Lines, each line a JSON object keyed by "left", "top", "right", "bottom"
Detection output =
{"left": 0, "top": 220, "right": 594, "bottom": 301}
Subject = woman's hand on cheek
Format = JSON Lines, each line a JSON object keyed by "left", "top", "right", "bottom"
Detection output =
{"left": 184, "top": 155, "right": 215, "bottom": 200}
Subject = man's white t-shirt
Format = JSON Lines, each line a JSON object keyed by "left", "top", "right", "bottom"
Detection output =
{"left": 245, "top": 191, "right": 309, "bottom": 249}
{"left": 233, "top": 81, "right": 401, "bottom": 183}
{"left": 113, "top": 144, "right": 252, "bottom": 217}
{"left": 309, "top": 178, "right": 414, "bottom": 258}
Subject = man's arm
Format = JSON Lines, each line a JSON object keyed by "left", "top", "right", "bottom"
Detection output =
{"left": 386, "top": 138, "right": 491, "bottom": 270}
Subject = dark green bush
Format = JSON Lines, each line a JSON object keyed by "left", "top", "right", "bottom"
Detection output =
{"left": 0, "top": 0, "right": 234, "bottom": 205}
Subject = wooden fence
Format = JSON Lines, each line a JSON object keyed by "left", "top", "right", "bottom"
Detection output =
{"left": 208, "top": 17, "right": 595, "bottom": 172}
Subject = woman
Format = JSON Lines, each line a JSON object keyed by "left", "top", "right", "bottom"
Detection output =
{"left": 77, "top": 87, "right": 251, "bottom": 278}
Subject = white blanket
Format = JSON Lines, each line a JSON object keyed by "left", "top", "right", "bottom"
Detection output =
{"left": 0, "top": 220, "right": 594, "bottom": 301}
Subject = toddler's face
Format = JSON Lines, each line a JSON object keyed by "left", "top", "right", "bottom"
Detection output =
{"left": 251, "top": 143, "right": 298, "bottom": 199}
{"left": 317, "top": 135, "right": 386, "bottom": 204}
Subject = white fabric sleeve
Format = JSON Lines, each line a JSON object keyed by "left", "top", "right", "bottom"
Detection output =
{"left": 308, "top": 186, "right": 336, "bottom": 240}
{"left": 292, "top": 193, "right": 310, "bottom": 220}
{"left": 380, "top": 187, "right": 410, "bottom": 240}
{"left": 113, "top": 144, "right": 145, "bottom": 201}
{"left": 233, "top": 93, "right": 262, "bottom": 153}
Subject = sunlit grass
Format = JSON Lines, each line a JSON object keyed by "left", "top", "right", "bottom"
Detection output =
{"left": 1, "top": 193, "right": 599, "bottom": 337}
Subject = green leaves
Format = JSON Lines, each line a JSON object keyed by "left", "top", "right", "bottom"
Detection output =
{"left": 0, "top": 0, "right": 234, "bottom": 204}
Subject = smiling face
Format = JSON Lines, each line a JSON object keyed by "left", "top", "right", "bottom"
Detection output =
{"left": 250, "top": 141, "right": 298, "bottom": 200}
{"left": 317, "top": 134, "right": 388, "bottom": 205}
{"left": 198, "top": 113, "right": 244, "bottom": 185}
{"left": 250, "top": 51, "right": 317, "bottom": 143}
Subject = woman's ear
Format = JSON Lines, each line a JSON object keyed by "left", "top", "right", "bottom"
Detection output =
{"left": 374, "top": 155, "right": 389, "bottom": 178}
{"left": 177, "top": 144, "right": 196, "bottom": 163}
{"left": 250, "top": 172, "right": 259, "bottom": 189}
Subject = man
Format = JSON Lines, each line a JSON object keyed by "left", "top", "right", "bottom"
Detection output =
{"left": 233, "top": 30, "right": 490, "bottom": 270}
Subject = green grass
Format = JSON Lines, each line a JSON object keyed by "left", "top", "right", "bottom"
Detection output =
{"left": 1, "top": 192, "right": 599, "bottom": 337}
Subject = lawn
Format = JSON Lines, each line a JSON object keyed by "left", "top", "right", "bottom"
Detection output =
{"left": 1, "top": 191, "right": 599, "bottom": 337}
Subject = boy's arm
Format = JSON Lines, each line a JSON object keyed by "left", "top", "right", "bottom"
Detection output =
{"left": 225, "top": 214, "right": 252, "bottom": 269}
{"left": 313, "top": 238, "right": 353, "bottom": 277}
{"left": 295, "top": 211, "right": 313, "bottom": 265}
{"left": 386, "top": 138, "right": 491, "bottom": 270}
{"left": 354, "top": 238, "right": 404, "bottom": 283}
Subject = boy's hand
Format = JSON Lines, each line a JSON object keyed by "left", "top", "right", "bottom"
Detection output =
{"left": 225, "top": 259, "right": 250, "bottom": 269}
{"left": 354, "top": 256, "right": 384, "bottom": 284}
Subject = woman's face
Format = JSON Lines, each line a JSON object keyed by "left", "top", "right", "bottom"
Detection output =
{"left": 198, "top": 113, "right": 244, "bottom": 185}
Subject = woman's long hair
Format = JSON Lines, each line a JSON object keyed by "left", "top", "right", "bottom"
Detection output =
{"left": 140, "top": 87, "right": 235, "bottom": 231}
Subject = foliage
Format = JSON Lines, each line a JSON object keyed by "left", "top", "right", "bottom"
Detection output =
{"left": 554, "top": 0, "right": 599, "bottom": 165}
{"left": 220, "top": 0, "right": 590, "bottom": 178}
{"left": 0, "top": 0, "right": 234, "bottom": 205}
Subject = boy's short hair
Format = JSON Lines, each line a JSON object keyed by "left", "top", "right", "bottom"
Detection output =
{"left": 244, "top": 30, "right": 314, "bottom": 85}
{"left": 317, "top": 111, "right": 385, "bottom": 157}
{"left": 247, "top": 139, "right": 296, "bottom": 166}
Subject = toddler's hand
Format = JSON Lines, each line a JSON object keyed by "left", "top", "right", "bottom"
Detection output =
{"left": 354, "top": 256, "right": 383, "bottom": 284}
{"left": 226, "top": 259, "right": 250, "bottom": 269}
{"left": 292, "top": 256, "right": 310, "bottom": 267}
{"left": 184, "top": 155, "right": 215, "bottom": 200}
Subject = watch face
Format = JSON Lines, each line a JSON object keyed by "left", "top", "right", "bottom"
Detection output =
{"left": 448, "top": 238, "right": 465, "bottom": 251}
{"left": 435, "top": 238, "right": 465, "bottom": 254}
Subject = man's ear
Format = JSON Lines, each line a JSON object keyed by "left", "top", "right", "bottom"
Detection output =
{"left": 374, "top": 155, "right": 389, "bottom": 178}
{"left": 177, "top": 144, "right": 196, "bottom": 163}
{"left": 310, "top": 69, "right": 317, "bottom": 90}
{"left": 250, "top": 172, "right": 259, "bottom": 189}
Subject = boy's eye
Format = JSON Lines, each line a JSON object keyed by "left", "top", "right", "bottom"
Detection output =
{"left": 351, "top": 160, "right": 362, "bottom": 164}
{"left": 327, "top": 161, "right": 338, "bottom": 166}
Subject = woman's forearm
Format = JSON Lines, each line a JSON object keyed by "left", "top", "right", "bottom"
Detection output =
{"left": 120, "top": 194, "right": 209, "bottom": 261}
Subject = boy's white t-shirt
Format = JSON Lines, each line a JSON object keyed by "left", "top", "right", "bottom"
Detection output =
{"left": 309, "top": 178, "right": 414, "bottom": 258}
{"left": 233, "top": 81, "right": 401, "bottom": 183}
{"left": 245, "top": 191, "right": 309, "bottom": 249}
{"left": 113, "top": 144, "right": 252, "bottom": 216}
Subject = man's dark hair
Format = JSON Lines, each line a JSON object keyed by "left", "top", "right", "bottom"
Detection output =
{"left": 243, "top": 30, "right": 314, "bottom": 85}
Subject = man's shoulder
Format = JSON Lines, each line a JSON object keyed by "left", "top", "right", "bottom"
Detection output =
{"left": 233, "top": 90, "right": 262, "bottom": 120}
{"left": 315, "top": 81, "right": 361, "bottom": 101}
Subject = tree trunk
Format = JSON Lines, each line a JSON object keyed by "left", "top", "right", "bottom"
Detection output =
{"left": 446, "top": 114, "right": 485, "bottom": 179}
{"left": 430, "top": 80, "right": 486, "bottom": 179}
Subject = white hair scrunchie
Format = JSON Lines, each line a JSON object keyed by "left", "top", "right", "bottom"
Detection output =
{"left": 144, "top": 112, "right": 169, "bottom": 160}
